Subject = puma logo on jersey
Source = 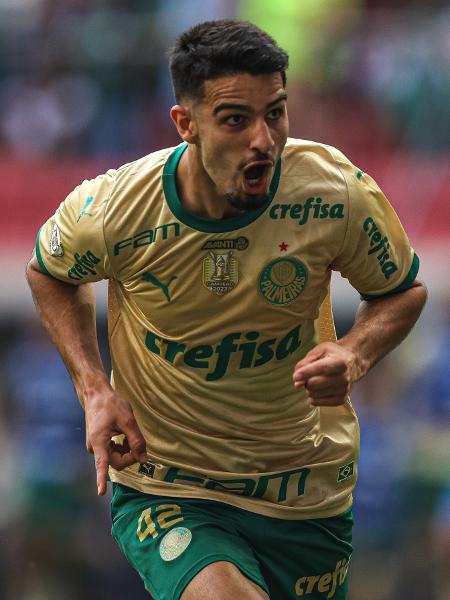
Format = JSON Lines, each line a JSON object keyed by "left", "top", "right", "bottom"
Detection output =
{"left": 77, "top": 196, "right": 94, "bottom": 222}
{"left": 142, "top": 272, "right": 177, "bottom": 301}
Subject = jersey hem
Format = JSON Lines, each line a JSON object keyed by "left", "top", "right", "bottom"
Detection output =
{"left": 359, "top": 252, "right": 419, "bottom": 301}
{"left": 109, "top": 472, "right": 353, "bottom": 521}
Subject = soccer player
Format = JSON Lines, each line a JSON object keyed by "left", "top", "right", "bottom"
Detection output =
{"left": 26, "top": 20, "right": 426, "bottom": 600}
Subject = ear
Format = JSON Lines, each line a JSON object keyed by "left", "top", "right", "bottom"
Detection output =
{"left": 170, "top": 104, "right": 198, "bottom": 143}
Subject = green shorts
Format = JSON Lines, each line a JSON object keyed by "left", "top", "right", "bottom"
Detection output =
{"left": 111, "top": 483, "right": 353, "bottom": 600}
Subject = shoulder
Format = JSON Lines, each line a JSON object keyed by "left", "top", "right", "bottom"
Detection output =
{"left": 66, "top": 146, "right": 178, "bottom": 210}
{"left": 99, "top": 145, "right": 181, "bottom": 227}
{"left": 281, "top": 138, "right": 355, "bottom": 185}
{"left": 283, "top": 138, "right": 353, "bottom": 170}
{"left": 109, "top": 145, "right": 179, "bottom": 196}
{"left": 101, "top": 145, "right": 181, "bottom": 254}
{"left": 279, "top": 138, "right": 357, "bottom": 203}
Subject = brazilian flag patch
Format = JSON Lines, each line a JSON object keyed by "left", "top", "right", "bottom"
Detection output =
{"left": 337, "top": 462, "right": 355, "bottom": 482}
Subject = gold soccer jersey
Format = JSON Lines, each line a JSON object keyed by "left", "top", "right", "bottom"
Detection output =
{"left": 36, "top": 138, "right": 419, "bottom": 519}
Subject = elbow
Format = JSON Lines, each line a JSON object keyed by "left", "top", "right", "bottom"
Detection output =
{"left": 25, "top": 252, "right": 44, "bottom": 287}
{"left": 25, "top": 256, "right": 34, "bottom": 279}
{"left": 410, "top": 278, "right": 428, "bottom": 317}
{"left": 414, "top": 278, "right": 428, "bottom": 304}
{"left": 25, "top": 256, "right": 34, "bottom": 285}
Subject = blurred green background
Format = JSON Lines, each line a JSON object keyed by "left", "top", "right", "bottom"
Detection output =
{"left": 0, "top": 1, "right": 449, "bottom": 599}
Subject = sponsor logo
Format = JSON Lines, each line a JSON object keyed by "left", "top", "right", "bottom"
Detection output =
{"left": 203, "top": 251, "right": 238, "bottom": 295}
{"left": 201, "top": 236, "right": 249, "bottom": 251}
{"left": 363, "top": 217, "right": 398, "bottom": 279}
{"left": 159, "top": 527, "right": 192, "bottom": 561}
{"left": 67, "top": 250, "right": 100, "bottom": 280}
{"left": 142, "top": 272, "right": 177, "bottom": 301}
{"left": 269, "top": 198, "right": 344, "bottom": 225}
{"left": 77, "top": 196, "right": 94, "bottom": 222}
{"left": 114, "top": 222, "right": 180, "bottom": 256}
{"left": 163, "top": 466, "right": 310, "bottom": 503}
{"left": 138, "top": 462, "right": 156, "bottom": 477}
{"left": 337, "top": 461, "right": 355, "bottom": 482}
{"left": 295, "top": 558, "right": 350, "bottom": 598}
{"left": 259, "top": 258, "right": 308, "bottom": 305}
{"left": 145, "top": 324, "right": 302, "bottom": 381}
{"left": 50, "top": 222, "right": 64, "bottom": 257}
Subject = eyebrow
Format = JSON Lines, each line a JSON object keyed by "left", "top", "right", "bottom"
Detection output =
{"left": 212, "top": 93, "right": 288, "bottom": 116}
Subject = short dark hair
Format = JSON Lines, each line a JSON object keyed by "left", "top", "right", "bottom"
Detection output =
{"left": 169, "top": 20, "right": 289, "bottom": 102}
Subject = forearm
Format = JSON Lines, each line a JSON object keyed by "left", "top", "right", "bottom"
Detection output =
{"left": 27, "top": 255, "right": 146, "bottom": 494}
{"left": 26, "top": 256, "right": 110, "bottom": 407}
{"left": 337, "top": 279, "right": 427, "bottom": 381}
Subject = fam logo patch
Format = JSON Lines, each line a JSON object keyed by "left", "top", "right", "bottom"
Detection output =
{"left": 259, "top": 258, "right": 308, "bottom": 305}
{"left": 159, "top": 527, "right": 192, "bottom": 561}
{"left": 203, "top": 251, "right": 238, "bottom": 296}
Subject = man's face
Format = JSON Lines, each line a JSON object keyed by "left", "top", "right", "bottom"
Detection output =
{"left": 190, "top": 72, "right": 289, "bottom": 211}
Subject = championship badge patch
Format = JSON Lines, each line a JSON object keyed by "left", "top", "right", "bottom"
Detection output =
{"left": 159, "top": 527, "right": 192, "bottom": 561}
{"left": 259, "top": 258, "right": 307, "bottom": 305}
{"left": 203, "top": 250, "right": 239, "bottom": 296}
{"left": 50, "top": 221, "right": 64, "bottom": 257}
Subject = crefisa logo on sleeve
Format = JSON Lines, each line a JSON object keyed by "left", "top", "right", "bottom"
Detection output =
{"left": 67, "top": 250, "right": 100, "bottom": 280}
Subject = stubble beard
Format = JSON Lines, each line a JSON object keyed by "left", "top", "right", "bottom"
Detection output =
{"left": 225, "top": 191, "right": 271, "bottom": 212}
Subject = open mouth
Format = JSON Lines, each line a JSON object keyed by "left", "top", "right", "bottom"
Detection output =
{"left": 243, "top": 161, "right": 272, "bottom": 194}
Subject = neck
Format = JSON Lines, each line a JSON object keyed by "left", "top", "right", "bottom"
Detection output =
{"left": 176, "top": 144, "right": 241, "bottom": 220}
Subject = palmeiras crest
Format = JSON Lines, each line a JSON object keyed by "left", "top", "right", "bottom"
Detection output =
{"left": 203, "top": 251, "right": 238, "bottom": 295}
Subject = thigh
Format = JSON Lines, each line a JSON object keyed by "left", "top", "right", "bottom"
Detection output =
{"left": 111, "top": 484, "right": 269, "bottom": 600}
{"left": 237, "top": 508, "right": 353, "bottom": 600}
{"left": 181, "top": 561, "right": 269, "bottom": 600}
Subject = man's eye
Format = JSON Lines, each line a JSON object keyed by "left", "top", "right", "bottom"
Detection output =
{"left": 267, "top": 108, "right": 283, "bottom": 120}
{"left": 224, "top": 115, "right": 245, "bottom": 126}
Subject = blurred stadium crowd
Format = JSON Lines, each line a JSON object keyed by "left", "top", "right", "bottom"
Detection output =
{"left": 1, "top": 0, "right": 449, "bottom": 158}
{"left": 0, "top": 1, "right": 449, "bottom": 599}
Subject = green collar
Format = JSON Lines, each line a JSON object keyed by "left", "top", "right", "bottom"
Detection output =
{"left": 162, "top": 143, "right": 281, "bottom": 233}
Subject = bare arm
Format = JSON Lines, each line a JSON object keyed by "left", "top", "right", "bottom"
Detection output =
{"left": 293, "top": 280, "right": 428, "bottom": 405}
{"left": 26, "top": 254, "right": 146, "bottom": 495}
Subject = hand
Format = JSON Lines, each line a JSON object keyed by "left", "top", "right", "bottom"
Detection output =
{"left": 292, "top": 342, "right": 362, "bottom": 406}
{"left": 84, "top": 388, "right": 147, "bottom": 496}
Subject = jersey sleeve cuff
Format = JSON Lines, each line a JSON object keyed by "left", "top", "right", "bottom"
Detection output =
{"left": 35, "top": 226, "right": 54, "bottom": 277}
{"left": 359, "top": 252, "right": 420, "bottom": 301}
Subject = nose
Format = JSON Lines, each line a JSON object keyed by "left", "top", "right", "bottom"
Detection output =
{"left": 249, "top": 118, "right": 275, "bottom": 155}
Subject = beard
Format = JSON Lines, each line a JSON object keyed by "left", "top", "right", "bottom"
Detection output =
{"left": 225, "top": 191, "right": 271, "bottom": 212}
